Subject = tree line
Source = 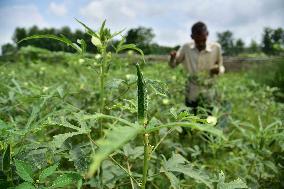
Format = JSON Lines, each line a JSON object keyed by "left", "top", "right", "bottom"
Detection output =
{"left": 217, "top": 28, "right": 284, "bottom": 56}
{"left": 1, "top": 25, "right": 284, "bottom": 56}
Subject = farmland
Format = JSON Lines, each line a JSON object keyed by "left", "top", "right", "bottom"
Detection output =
{"left": 1, "top": 44, "right": 283, "bottom": 189}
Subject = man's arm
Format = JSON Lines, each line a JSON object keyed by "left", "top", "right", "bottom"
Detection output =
{"left": 217, "top": 45, "right": 225, "bottom": 74}
{"left": 169, "top": 46, "right": 185, "bottom": 68}
{"left": 210, "top": 44, "right": 225, "bottom": 76}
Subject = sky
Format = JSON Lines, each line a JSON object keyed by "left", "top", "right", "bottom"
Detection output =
{"left": 0, "top": 0, "right": 283, "bottom": 49}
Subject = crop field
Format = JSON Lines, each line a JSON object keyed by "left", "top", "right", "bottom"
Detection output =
{"left": 0, "top": 22, "right": 284, "bottom": 189}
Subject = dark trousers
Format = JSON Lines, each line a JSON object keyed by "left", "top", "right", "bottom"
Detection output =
{"left": 185, "top": 98, "right": 199, "bottom": 115}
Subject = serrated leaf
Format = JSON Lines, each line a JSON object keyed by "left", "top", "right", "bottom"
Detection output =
{"left": 51, "top": 114, "right": 90, "bottom": 133}
{"left": 146, "top": 122, "right": 225, "bottom": 139}
{"left": 39, "top": 163, "right": 59, "bottom": 182}
{"left": 136, "top": 63, "right": 147, "bottom": 125}
{"left": 69, "top": 146, "right": 88, "bottom": 173}
{"left": 50, "top": 173, "right": 81, "bottom": 188}
{"left": 217, "top": 171, "right": 247, "bottom": 189}
{"left": 123, "top": 144, "right": 144, "bottom": 159}
{"left": 88, "top": 124, "right": 143, "bottom": 177}
{"left": 56, "top": 117, "right": 81, "bottom": 130}
{"left": 51, "top": 132, "right": 81, "bottom": 148}
{"left": 147, "top": 79, "right": 168, "bottom": 97}
{"left": 162, "top": 154, "right": 213, "bottom": 189}
{"left": 15, "top": 182, "right": 35, "bottom": 189}
{"left": 161, "top": 168, "right": 180, "bottom": 189}
{"left": 14, "top": 159, "right": 34, "bottom": 183}
{"left": 50, "top": 115, "right": 91, "bottom": 149}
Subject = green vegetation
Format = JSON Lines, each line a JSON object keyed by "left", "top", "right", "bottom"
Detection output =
{"left": 217, "top": 28, "right": 284, "bottom": 56}
{"left": 2, "top": 23, "right": 283, "bottom": 56}
{"left": 0, "top": 20, "right": 283, "bottom": 189}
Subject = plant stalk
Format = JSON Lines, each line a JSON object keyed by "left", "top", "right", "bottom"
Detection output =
{"left": 99, "top": 48, "right": 107, "bottom": 137}
{"left": 98, "top": 47, "right": 107, "bottom": 188}
{"left": 141, "top": 133, "right": 150, "bottom": 189}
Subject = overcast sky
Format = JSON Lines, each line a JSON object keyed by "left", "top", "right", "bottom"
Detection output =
{"left": 0, "top": 0, "right": 283, "bottom": 49}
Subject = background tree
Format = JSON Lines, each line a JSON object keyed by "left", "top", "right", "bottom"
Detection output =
{"left": 12, "top": 27, "right": 27, "bottom": 48}
{"left": 248, "top": 40, "right": 260, "bottom": 53}
{"left": 217, "top": 30, "right": 234, "bottom": 55}
{"left": 6, "top": 25, "right": 284, "bottom": 56}
{"left": 262, "top": 27, "right": 274, "bottom": 55}
{"left": 125, "top": 27, "right": 155, "bottom": 54}
{"left": 1, "top": 43, "right": 16, "bottom": 55}
{"left": 262, "top": 27, "right": 284, "bottom": 55}
{"left": 234, "top": 39, "right": 245, "bottom": 55}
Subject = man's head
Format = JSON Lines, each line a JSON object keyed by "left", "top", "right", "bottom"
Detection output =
{"left": 191, "top": 22, "right": 208, "bottom": 51}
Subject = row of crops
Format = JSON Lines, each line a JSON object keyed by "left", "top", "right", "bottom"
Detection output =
{"left": 1, "top": 21, "right": 284, "bottom": 189}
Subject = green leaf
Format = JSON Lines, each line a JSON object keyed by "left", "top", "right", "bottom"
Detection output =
{"left": 77, "top": 39, "right": 86, "bottom": 55}
{"left": 115, "top": 37, "right": 126, "bottom": 52}
{"left": 17, "top": 34, "right": 82, "bottom": 54}
{"left": 146, "top": 122, "right": 225, "bottom": 139}
{"left": 161, "top": 167, "right": 180, "bottom": 189}
{"left": 15, "top": 182, "right": 36, "bottom": 189}
{"left": 123, "top": 144, "right": 144, "bottom": 160}
{"left": 51, "top": 132, "right": 81, "bottom": 148}
{"left": 87, "top": 124, "right": 143, "bottom": 177}
{"left": 111, "top": 28, "right": 126, "bottom": 38}
{"left": 56, "top": 86, "right": 64, "bottom": 98}
{"left": 2, "top": 144, "right": 10, "bottom": 171}
{"left": 75, "top": 18, "right": 99, "bottom": 38}
{"left": 217, "top": 171, "right": 247, "bottom": 189}
{"left": 77, "top": 179, "right": 83, "bottom": 189}
{"left": 146, "top": 79, "right": 168, "bottom": 97}
{"left": 99, "top": 19, "right": 107, "bottom": 38}
{"left": 14, "top": 159, "right": 34, "bottom": 183}
{"left": 50, "top": 115, "right": 91, "bottom": 148}
{"left": 0, "top": 119, "right": 12, "bottom": 131}
{"left": 49, "top": 114, "right": 91, "bottom": 133}
{"left": 39, "top": 163, "right": 59, "bottom": 182}
{"left": 136, "top": 63, "right": 148, "bottom": 125}
{"left": 117, "top": 44, "right": 145, "bottom": 62}
{"left": 162, "top": 154, "right": 213, "bottom": 189}
{"left": 91, "top": 36, "right": 102, "bottom": 47}
{"left": 50, "top": 173, "right": 81, "bottom": 188}
{"left": 69, "top": 146, "right": 89, "bottom": 173}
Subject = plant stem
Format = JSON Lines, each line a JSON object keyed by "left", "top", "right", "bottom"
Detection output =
{"left": 141, "top": 133, "right": 150, "bottom": 189}
{"left": 127, "top": 160, "right": 135, "bottom": 189}
{"left": 98, "top": 47, "right": 107, "bottom": 188}
{"left": 99, "top": 48, "right": 107, "bottom": 137}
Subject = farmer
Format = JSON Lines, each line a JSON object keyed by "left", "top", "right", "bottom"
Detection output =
{"left": 169, "top": 21, "right": 225, "bottom": 115}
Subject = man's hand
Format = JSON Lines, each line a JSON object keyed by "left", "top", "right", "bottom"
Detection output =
{"left": 170, "top": 50, "right": 177, "bottom": 58}
{"left": 169, "top": 50, "right": 177, "bottom": 68}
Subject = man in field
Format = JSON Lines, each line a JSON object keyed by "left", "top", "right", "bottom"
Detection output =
{"left": 169, "top": 21, "right": 225, "bottom": 114}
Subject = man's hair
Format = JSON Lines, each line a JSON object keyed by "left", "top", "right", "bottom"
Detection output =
{"left": 191, "top": 21, "right": 208, "bottom": 35}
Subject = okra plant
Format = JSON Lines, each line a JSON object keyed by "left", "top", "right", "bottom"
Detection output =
{"left": 2, "top": 19, "right": 248, "bottom": 189}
